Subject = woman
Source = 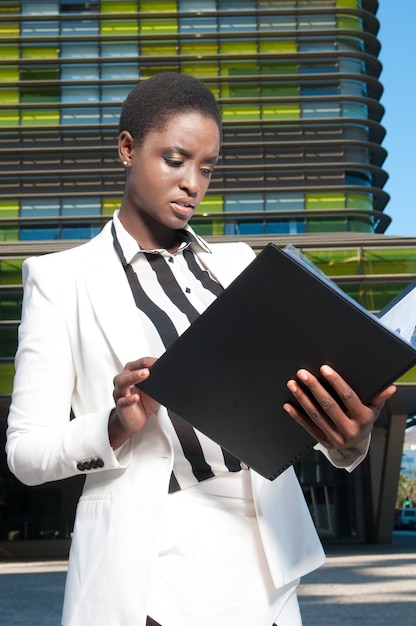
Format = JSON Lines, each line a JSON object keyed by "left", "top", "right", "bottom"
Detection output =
{"left": 6, "top": 72, "right": 395, "bottom": 626}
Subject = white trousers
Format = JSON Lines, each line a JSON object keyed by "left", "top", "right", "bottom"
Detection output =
{"left": 147, "top": 472, "right": 302, "bottom": 626}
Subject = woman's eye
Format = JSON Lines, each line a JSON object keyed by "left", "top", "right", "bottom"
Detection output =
{"left": 165, "top": 158, "right": 182, "bottom": 168}
{"left": 201, "top": 167, "right": 213, "bottom": 177}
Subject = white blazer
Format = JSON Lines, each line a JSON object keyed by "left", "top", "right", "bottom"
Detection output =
{"left": 6, "top": 218, "right": 366, "bottom": 626}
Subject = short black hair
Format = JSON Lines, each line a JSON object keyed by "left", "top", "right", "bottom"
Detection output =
{"left": 118, "top": 72, "right": 222, "bottom": 145}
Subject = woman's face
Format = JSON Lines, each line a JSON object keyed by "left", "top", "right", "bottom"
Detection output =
{"left": 118, "top": 111, "right": 221, "bottom": 250}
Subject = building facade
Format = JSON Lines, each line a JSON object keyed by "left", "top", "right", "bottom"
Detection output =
{"left": 1, "top": 0, "right": 415, "bottom": 556}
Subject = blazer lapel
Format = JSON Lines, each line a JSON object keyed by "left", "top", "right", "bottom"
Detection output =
{"left": 83, "top": 221, "right": 152, "bottom": 367}
{"left": 195, "top": 243, "right": 256, "bottom": 288}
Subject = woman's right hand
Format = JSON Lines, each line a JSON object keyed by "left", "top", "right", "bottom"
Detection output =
{"left": 109, "top": 357, "right": 159, "bottom": 449}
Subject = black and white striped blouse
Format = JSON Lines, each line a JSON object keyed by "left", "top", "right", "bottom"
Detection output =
{"left": 112, "top": 213, "right": 243, "bottom": 492}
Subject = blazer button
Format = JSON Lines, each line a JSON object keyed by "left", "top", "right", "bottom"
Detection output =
{"left": 77, "top": 461, "right": 86, "bottom": 471}
{"left": 83, "top": 461, "right": 91, "bottom": 470}
{"left": 96, "top": 458, "right": 104, "bottom": 468}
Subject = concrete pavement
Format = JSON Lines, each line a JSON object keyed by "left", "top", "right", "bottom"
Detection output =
{"left": 0, "top": 531, "right": 415, "bottom": 625}
{"left": 298, "top": 530, "right": 416, "bottom": 625}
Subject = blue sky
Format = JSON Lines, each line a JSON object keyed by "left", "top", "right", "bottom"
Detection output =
{"left": 377, "top": 1, "right": 416, "bottom": 236}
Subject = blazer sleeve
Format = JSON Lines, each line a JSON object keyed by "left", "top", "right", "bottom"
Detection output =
{"left": 6, "top": 255, "right": 132, "bottom": 487}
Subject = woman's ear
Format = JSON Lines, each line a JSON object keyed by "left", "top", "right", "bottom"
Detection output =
{"left": 118, "top": 130, "right": 135, "bottom": 167}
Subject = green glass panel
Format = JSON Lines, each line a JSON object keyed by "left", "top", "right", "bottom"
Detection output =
{"left": 0, "top": 200, "right": 18, "bottom": 218}
{"left": 0, "top": 66, "right": 19, "bottom": 81}
{"left": 140, "top": 42, "right": 177, "bottom": 55}
{"left": 0, "top": 260, "right": 23, "bottom": 286}
{"left": 337, "top": 15, "right": 362, "bottom": 31}
{"left": 181, "top": 62, "right": 219, "bottom": 77}
{"left": 0, "top": 227, "right": 18, "bottom": 241}
{"left": 0, "top": 23, "right": 19, "bottom": 36}
{"left": 220, "top": 41, "right": 257, "bottom": 55}
{"left": 139, "top": 3, "right": 178, "bottom": 34}
{"left": 262, "top": 103, "right": 301, "bottom": 119}
{"left": 0, "top": 110, "right": 19, "bottom": 126}
{"left": 100, "top": 1, "right": 139, "bottom": 34}
{"left": 259, "top": 40, "right": 297, "bottom": 54}
{"left": 0, "top": 326, "right": 18, "bottom": 358}
{"left": 197, "top": 196, "right": 224, "bottom": 214}
{"left": 192, "top": 196, "right": 224, "bottom": 236}
{"left": 139, "top": 22, "right": 177, "bottom": 34}
{"left": 260, "top": 62, "right": 299, "bottom": 76}
{"left": 262, "top": 84, "right": 299, "bottom": 96}
{"left": 306, "top": 219, "right": 346, "bottom": 233}
{"left": 0, "top": 45, "right": 19, "bottom": 60}
{"left": 190, "top": 219, "right": 224, "bottom": 237}
{"left": 363, "top": 281, "right": 413, "bottom": 312}
{"left": 0, "top": 88, "right": 18, "bottom": 104}
{"left": 21, "top": 68, "right": 59, "bottom": 81}
{"left": 102, "top": 198, "right": 121, "bottom": 216}
{"left": 21, "top": 110, "right": 60, "bottom": 125}
{"left": 141, "top": 65, "right": 180, "bottom": 78}
{"left": 222, "top": 105, "right": 260, "bottom": 121}
{"left": 181, "top": 42, "right": 217, "bottom": 55}
{"left": 305, "top": 249, "right": 360, "bottom": 278}
{"left": 101, "top": 23, "right": 139, "bottom": 35}
{"left": 21, "top": 88, "right": 60, "bottom": 103}
{"left": 21, "top": 46, "right": 59, "bottom": 59}
{"left": 140, "top": 1, "right": 176, "bottom": 10}
{"left": 0, "top": 362, "right": 15, "bottom": 395}
{"left": 336, "top": 0, "right": 359, "bottom": 7}
{"left": 397, "top": 365, "right": 416, "bottom": 384}
{"left": 347, "top": 218, "right": 373, "bottom": 233}
{"left": 101, "top": 0, "right": 138, "bottom": 10}
{"left": 346, "top": 192, "right": 372, "bottom": 211}
{"left": 220, "top": 67, "right": 257, "bottom": 100}
{"left": 180, "top": 42, "right": 218, "bottom": 77}
{"left": 306, "top": 193, "right": 345, "bottom": 210}
{"left": 362, "top": 249, "right": 416, "bottom": 275}
{"left": 0, "top": 291, "right": 22, "bottom": 321}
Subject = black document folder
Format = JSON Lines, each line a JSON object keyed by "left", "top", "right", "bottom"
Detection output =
{"left": 138, "top": 243, "right": 416, "bottom": 480}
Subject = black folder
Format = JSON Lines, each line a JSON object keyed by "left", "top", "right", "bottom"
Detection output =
{"left": 138, "top": 243, "right": 416, "bottom": 480}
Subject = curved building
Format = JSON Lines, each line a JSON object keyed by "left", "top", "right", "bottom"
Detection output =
{"left": 0, "top": 0, "right": 414, "bottom": 556}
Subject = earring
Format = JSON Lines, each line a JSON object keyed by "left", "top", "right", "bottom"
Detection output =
{"left": 123, "top": 160, "right": 128, "bottom": 166}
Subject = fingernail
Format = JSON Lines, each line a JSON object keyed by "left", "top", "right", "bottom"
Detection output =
{"left": 287, "top": 380, "right": 297, "bottom": 392}
{"left": 297, "top": 369, "right": 308, "bottom": 382}
{"left": 321, "top": 365, "right": 333, "bottom": 375}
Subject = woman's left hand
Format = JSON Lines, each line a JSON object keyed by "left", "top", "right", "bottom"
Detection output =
{"left": 283, "top": 365, "right": 397, "bottom": 450}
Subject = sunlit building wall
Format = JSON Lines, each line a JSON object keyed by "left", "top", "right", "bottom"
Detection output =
{"left": 1, "top": 0, "right": 414, "bottom": 552}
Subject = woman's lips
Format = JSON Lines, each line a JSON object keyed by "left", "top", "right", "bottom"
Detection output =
{"left": 170, "top": 201, "right": 195, "bottom": 217}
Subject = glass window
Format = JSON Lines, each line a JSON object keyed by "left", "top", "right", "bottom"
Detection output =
{"left": 60, "top": 19, "right": 98, "bottom": 36}
{"left": 363, "top": 250, "right": 416, "bottom": 276}
{"left": 337, "top": 14, "right": 362, "bottom": 31}
{"left": 102, "top": 198, "right": 121, "bottom": 216}
{"left": 0, "top": 363, "right": 16, "bottom": 395}
{"left": 0, "top": 289, "right": 22, "bottom": 322}
{"left": 60, "top": 0, "right": 99, "bottom": 12}
{"left": 0, "top": 259, "right": 23, "bottom": 286}
{"left": 179, "top": 0, "right": 217, "bottom": 33}
{"left": 22, "top": 1, "right": 59, "bottom": 13}
{"left": 224, "top": 194, "right": 264, "bottom": 235}
{"left": 0, "top": 326, "right": 18, "bottom": 359}
{"left": 192, "top": 196, "right": 224, "bottom": 236}
{"left": 302, "top": 101, "right": 341, "bottom": 118}
{"left": 20, "top": 199, "right": 59, "bottom": 240}
{"left": 218, "top": 13, "right": 256, "bottom": 33}
{"left": 61, "top": 198, "right": 101, "bottom": 238}
{"left": 60, "top": 42, "right": 99, "bottom": 58}
{"left": 21, "top": 20, "right": 59, "bottom": 37}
